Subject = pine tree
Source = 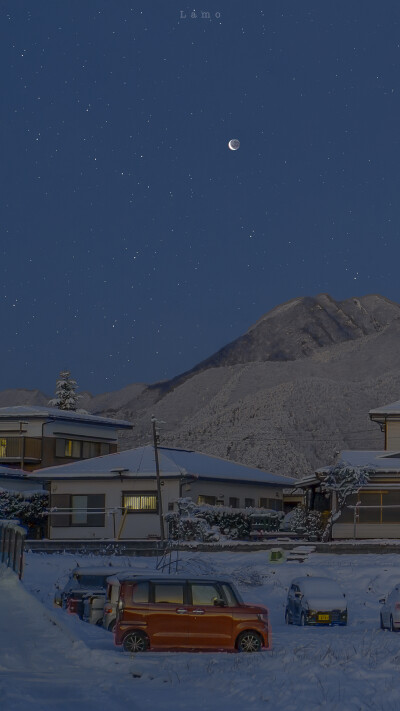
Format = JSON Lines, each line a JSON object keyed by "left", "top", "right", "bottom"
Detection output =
{"left": 48, "top": 370, "right": 81, "bottom": 411}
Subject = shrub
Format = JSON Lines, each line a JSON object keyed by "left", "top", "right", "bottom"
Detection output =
{"left": 165, "top": 498, "right": 282, "bottom": 541}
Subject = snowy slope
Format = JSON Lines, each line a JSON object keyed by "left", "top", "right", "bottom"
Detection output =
{"left": 2, "top": 550, "right": 400, "bottom": 711}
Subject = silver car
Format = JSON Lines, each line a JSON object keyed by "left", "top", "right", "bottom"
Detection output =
{"left": 379, "top": 584, "right": 400, "bottom": 631}
{"left": 82, "top": 591, "right": 107, "bottom": 626}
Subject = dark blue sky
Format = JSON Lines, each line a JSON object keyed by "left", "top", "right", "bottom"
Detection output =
{"left": 2, "top": 1, "right": 400, "bottom": 395}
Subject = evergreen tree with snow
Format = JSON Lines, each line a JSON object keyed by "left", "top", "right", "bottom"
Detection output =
{"left": 48, "top": 370, "right": 81, "bottom": 411}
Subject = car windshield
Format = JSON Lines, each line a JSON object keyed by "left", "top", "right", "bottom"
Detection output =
{"left": 74, "top": 575, "right": 108, "bottom": 588}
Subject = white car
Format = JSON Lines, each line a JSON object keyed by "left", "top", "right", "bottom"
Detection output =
{"left": 285, "top": 576, "right": 347, "bottom": 626}
{"left": 379, "top": 585, "right": 400, "bottom": 631}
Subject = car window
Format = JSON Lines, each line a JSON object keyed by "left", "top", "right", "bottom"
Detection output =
{"left": 132, "top": 582, "right": 149, "bottom": 603}
{"left": 221, "top": 583, "right": 240, "bottom": 607}
{"left": 74, "top": 575, "right": 108, "bottom": 588}
{"left": 154, "top": 583, "right": 184, "bottom": 604}
{"left": 191, "top": 584, "right": 221, "bottom": 606}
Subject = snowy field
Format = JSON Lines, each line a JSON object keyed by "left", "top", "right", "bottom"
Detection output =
{"left": 2, "top": 549, "right": 400, "bottom": 711}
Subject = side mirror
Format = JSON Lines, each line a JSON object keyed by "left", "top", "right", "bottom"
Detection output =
{"left": 379, "top": 598, "right": 386, "bottom": 604}
{"left": 213, "top": 598, "right": 225, "bottom": 607}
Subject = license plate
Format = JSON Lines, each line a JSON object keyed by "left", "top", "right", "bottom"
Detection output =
{"left": 318, "top": 614, "right": 330, "bottom": 621}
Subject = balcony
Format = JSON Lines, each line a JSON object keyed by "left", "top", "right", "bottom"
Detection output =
{"left": 0, "top": 437, "right": 42, "bottom": 462}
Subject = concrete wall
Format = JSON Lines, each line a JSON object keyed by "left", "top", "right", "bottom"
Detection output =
{"left": 332, "top": 522, "right": 400, "bottom": 539}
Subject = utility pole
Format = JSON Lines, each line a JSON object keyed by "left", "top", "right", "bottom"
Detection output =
{"left": 152, "top": 416, "right": 165, "bottom": 541}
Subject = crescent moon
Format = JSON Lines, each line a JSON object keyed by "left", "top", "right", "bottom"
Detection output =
{"left": 228, "top": 139, "right": 240, "bottom": 151}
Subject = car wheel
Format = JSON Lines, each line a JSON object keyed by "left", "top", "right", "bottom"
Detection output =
{"left": 123, "top": 631, "right": 149, "bottom": 653}
{"left": 237, "top": 631, "right": 262, "bottom": 653}
{"left": 285, "top": 609, "right": 292, "bottom": 625}
{"left": 390, "top": 616, "right": 397, "bottom": 632}
{"left": 108, "top": 620, "right": 116, "bottom": 633}
{"left": 300, "top": 613, "right": 306, "bottom": 626}
{"left": 380, "top": 614, "right": 385, "bottom": 630}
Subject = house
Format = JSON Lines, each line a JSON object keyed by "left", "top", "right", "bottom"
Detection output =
{"left": 27, "top": 445, "right": 296, "bottom": 540}
{"left": 369, "top": 400, "right": 400, "bottom": 450}
{"left": 327, "top": 450, "right": 400, "bottom": 539}
{"left": 296, "top": 395, "right": 400, "bottom": 539}
{"left": 0, "top": 406, "right": 132, "bottom": 471}
{"left": 0, "top": 464, "right": 43, "bottom": 494}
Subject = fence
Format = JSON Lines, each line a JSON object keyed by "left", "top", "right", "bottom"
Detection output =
{"left": 0, "top": 520, "right": 26, "bottom": 579}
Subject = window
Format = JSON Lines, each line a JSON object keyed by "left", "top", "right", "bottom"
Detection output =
{"left": 229, "top": 497, "right": 240, "bottom": 508}
{"left": 191, "top": 584, "right": 220, "bottom": 606}
{"left": 69, "top": 494, "right": 105, "bottom": 527}
{"left": 154, "top": 583, "right": 184, "bottom": 604}
{"left": 71, "top": 495, "right": 88, "bottom": 525}
{"left": 56, "top": 439, "right": 110, "bottom": 459}
{"left": 122, "top": 492, "right": 158, "bottom": 512}
{"left": 82, "top": 441, "right": 110, "bottom": 458}
{"left": 245, "top": 498, "right": 255, "bottom": 508}
{"left": 221, "top": 583, "right": 240, "bottom": 606}
{"left": 259, "top": 498, "right": 282, "bottom": 512}
{"left": 56, "top": 438, "right": 81, "bottom": 458}
{"left": 197, "top": 495, "right": 216, "bottom": 505}
{"left": 0, "top": 439, "right": 6, "bottom": 457}
{"left": 339, "top": 491, "right": 400, "bottom": 525}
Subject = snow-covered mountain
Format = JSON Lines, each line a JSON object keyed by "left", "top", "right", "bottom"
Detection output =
{"left": 3, "top": 293, "right": 400, "bottom": 477}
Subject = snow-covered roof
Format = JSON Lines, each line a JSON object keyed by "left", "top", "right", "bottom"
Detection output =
{"left": 0, "top": 464, "right": 32, "bottom": 479}
{"left": 28, "top": 445, "right": 296, "bottom": 486}
{"left": 335, "top": 450, "right": 400, "bottom": 471}
{"left": 370, "top": 400, "right": 400, "bottom": 416}
{"left": 313, "top": 450, "right": 400, "bottom": 474}
{"left": 0, "top": 405, "right": 132, "bottom": 429}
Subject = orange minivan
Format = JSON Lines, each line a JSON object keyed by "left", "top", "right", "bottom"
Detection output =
{"left": 114, "top": 575, "right": 270, "bottom": 653}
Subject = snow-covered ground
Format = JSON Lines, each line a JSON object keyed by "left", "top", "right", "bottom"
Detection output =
{"left": 2, "top": 549, "right": 400, "bottom": 710}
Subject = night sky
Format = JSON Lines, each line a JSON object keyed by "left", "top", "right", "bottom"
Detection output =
{"left": 2, "top": 1, "right": 400, "bottom": 395}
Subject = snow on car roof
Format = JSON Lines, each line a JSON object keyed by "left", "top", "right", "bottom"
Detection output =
{"left": 107, "top": 573, "right": 235, "bottom": 584}
{"left": 71, "top": 566, "right": 126, "bottom": 576}
{"left": 293, "top": 577, "right": 343, "bottom": 595}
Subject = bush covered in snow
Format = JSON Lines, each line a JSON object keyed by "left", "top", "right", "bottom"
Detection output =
{"left": 285, "top": 504, "right": 324, "bottom": 539}
{"left": 165, "top": 498, "right": 282, "bottom": 541}
{"left": 0, "top": 489, "right": 48, "bottom": 534}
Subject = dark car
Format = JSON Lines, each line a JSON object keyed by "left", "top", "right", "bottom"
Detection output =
{"left": 285, "top": 576, "right": 347, "bottom": 626}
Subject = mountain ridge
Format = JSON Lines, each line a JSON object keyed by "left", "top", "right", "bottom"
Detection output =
{"left": 1, "top": 293, "right": 399, "bottom": 477}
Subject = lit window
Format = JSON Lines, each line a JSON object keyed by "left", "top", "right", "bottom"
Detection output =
{"left": 56, "top": 438, "right": 82, "bottom": 458}
{"left": 0, "top": 439, "right": 6, "bottom": 457}
{"left": 197, "top": 495, "right": 216, "bottom": 505}
{"left": 122, "top": 493, "right": 157, "bottom": 512}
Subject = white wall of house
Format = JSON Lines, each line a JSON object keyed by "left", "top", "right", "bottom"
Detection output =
{"left": 44, "top": 421, "right": 119, "bottom": 442}
{"left": 386, "top": 421, "right": 400, "bottom": 450}
{"left": 183, "top": 480, "right": 284, "bottom": 508}
{"left": 49, "top": 478, "right": 180, "bottom": 539}
{"left": 0, "top": 418, "right": 120, "bottom": 441}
